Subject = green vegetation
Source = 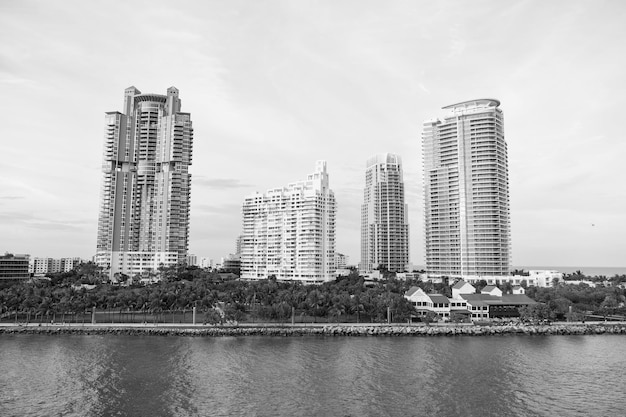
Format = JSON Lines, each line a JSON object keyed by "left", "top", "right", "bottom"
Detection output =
{"left": 525, "top": 281, "right": 626, "bottom": 321}
{"left": 2, "top": 263, "right": 624, "bottom": 325}
{"left": 0, "top": 263, "right": 416, "bottom": 324}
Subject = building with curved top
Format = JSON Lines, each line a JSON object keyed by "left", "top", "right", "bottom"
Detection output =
{"left": 96, "top": 86, "right": 193, "bottom": 278}
{"left": 360, "top": 153, "right": 409, "bottom": 273}
{"left": 422, "top": 99, "right": 510, "bottom": 278}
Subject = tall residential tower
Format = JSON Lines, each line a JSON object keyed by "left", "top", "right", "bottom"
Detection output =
{"left": 360, "top": 153, "right": 409, "bottom": 273}
{"left": 241, "top": 161, "right": 336, "bottom": 283}
{"left": 96, "top": 86, "right": 193, "bottom": 277}
{"left": 422, "top": 99, "right": 510, "bottom": 278}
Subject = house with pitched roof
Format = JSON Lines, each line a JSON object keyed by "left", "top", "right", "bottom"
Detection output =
{"left": 452, "top": 280, "right": 475, "bottom": 299}
{"left": 481, "top": 285, "right": 503, "bottom": 297}
{"left": 461, "top": 294, "right": 536, "bottom": 319}
{"left": 404, "top": 286, "right": 537, "bottom": 321}
{"left": 404, "top": 287, "right": 452, "bottom": 321}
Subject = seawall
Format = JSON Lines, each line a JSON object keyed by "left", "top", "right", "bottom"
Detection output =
{"left": 1, "top": 323, "right": 626, "bottom": 337}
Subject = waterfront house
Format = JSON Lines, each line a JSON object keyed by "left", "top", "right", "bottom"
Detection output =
{"left": 404, "top": 286, "right": 536, "bottom": 322}
{"left": 452, "top": 280, "right": 475, "bottom": 299}
{"left": 461, "top": 294, "right": 537, "bottom": 319}
{"left": 481, "top": 285, "right": 503, "bottom": 297}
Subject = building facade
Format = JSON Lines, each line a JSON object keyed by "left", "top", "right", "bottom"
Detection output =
{"left": 96, "top": 86, "right": 193, "bottom": 278}
{"left": 0, "top": 253, "right": 30, "bottom": 280}
{"left": 360, "top": 153, "right": 409, "bottom": 273}
{"left": 423, "top": 99, "right": 511, "bottom": 278}
{"left": 241, "top": 161, "right": 336, "bottom": 283}
{"left": 29, "top": 257, "right": 84, "bottom": 275}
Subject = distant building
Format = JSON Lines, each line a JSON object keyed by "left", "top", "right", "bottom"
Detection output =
{"left": 0, "top": 253, "right": 30, "bottom": 280}
{"left": 241, "top": 161, "right": 336, "bottom": 283}
{"left": 186, "top": 254, "right": 198, "bottom": 267}
{"left": 528, "top": 270, "right": 563, "bottom": 287}
{"left": 235, "top": 235, "right": 243, "bottom": 256}
{"left": 335, "top": 252, "right": 348, "bottom": 270}
{"left": 423, "top": 99, "right": 511, "bottom": 278}
{"left": 29, "top": 257, "right": 84, "bottom": 275}
{"left": 95, "top": 86, "right": 194, "bottom": 278}
{"left": 396, "top": 272, "right": 422, "bottom": 281}
{"left": 199, "top": 257, "right": 213, "bottom": 269}
{"left": 360, "top": 153, "right": 409, "bottom": 273}
{"left": 221, "top": 254, "right": 241, "bottom": 274}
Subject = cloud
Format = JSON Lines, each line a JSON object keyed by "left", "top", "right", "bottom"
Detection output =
{"left": 0, "top": 195, "right": 24, "bottom": 200}
{"left": 25, "top": 221, "right": 83, "bottom": 232}
{"left": 0, "top": 211, "right": 88, "bottom": 231}
{"left": 193, "top": 178, "right": 251, "bottom": 189}
{"left": 193, "top": 203, "right": 241, "bottom": 215}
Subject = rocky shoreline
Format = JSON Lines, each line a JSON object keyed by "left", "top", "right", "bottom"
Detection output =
{"left": 1, "top": 323, "right": 626, "bottom": 337}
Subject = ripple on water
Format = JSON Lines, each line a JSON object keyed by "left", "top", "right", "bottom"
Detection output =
{"left": 2, "top": 334, "right": 626, "bottom": 417}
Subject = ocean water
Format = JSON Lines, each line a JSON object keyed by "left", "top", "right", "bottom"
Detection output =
{"left": 516, "top": 266, "right": 626, "bottom": 277}
{"left": 1, "top": 334, "right": 624, "bottom": 416}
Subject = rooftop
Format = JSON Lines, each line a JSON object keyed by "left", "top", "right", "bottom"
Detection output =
{"left": 442, "top": 98, "right": 500, "bottom": 110}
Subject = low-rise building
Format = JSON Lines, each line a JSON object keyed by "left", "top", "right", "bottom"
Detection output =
{"left": 452, "top": 280, "right": 475, "bottom": 299}
{"left": 512, "top": 285, "right": 525, "bottom": 295}
{"left": 481, "top": 285, "right": 503, "bottom": 297}
{"left": 528, "top": 270, "right": 563, "bottom": 287}
{"left": 404, "top": 285, "right": 536, "bottom": 321}
{"left": 396, "top": 272, "right": 422, "bottom": 281}
{"left": 461, "top": 294, "right": 537, "bottom": 319}
{"left": 0, "top": 253, "right": 30, "bottom": 280}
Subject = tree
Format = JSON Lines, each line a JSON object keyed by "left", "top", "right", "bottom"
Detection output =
{"left": 599, "top": 295, "right": 619, "bottom": 320}
{"left": 450, "top": 312, "right": 469, "bottom": 323}
{"left": 518, "top": 304, "right": 555, "bottom": 323}
{"left": 422, "top": 311, "right": 440, "bottom": 324}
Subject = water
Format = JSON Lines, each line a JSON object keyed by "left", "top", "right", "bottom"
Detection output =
{"left": 1, "top": 334, "right": 625, "bottom": 416}
{"left": 516, "top": 266, "right": 626, "bottom": 277}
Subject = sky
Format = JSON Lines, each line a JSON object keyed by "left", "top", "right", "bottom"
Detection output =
{"left": 1, "top": 0, "right": 625, "bottom": 267}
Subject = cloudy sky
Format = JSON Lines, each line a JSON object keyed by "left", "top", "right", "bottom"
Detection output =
{"left": 1, "top": 0, "right": 624, "bottom": 267}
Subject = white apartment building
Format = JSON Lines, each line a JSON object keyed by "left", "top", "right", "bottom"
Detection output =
{"left": 360, "top": 153, "right": 409, "bottom": 273}
{"left": 186, "top": 254, "right": 198, "bottom": 267}
{"left": 423, "top": 99, "right": 511, "bottom": 278}
{"left": 459, "top": 270, "right": 563, "bottom": 288}
{"left": 95, "top": 87, "right": 193, "bottom": 278}
{"left": 199, "top": 257, "right": 213, "bottom": 269}
{"left": 241, "top": 161, "right": 336, "bottom": 283}
{"left": 335, "top": 252, "right": 349, "bottom": 270}
{"left": 29, "top": 257, "right": 84, "bottom": 275}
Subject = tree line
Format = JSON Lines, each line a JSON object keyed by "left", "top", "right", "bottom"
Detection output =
{"left": 2, "top": 263, "right": 624, "bottom": 324}
{"left": 0, "top": 263, "right": 417, "bottom": 324}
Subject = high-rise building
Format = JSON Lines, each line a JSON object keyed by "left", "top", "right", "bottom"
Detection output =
{"left": 241, "top": 161, "right": 336, "bottom": 283}
{"left": 422, "top": 99, "right": 511, "bottom": 278}
{"left": 360, "top": 153, "right": 409, "bottom": 273}
{"left": 96, "top": 86, "right": 193, "bottom": 278}
{"left": 235, "top": 234, "right": 243, "bottom": 256}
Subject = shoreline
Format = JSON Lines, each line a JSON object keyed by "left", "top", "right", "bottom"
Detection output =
{"left": 1, "top": 322, "right": 626, "bottom": 337}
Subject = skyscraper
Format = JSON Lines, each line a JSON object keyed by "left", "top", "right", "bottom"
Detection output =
{"left": 96, "top": 86, "right": 193, "bottom": 278}
{"left": 241, "top": 161, "right": 336, "bottom": 283}
{"left": 422, "top": 99, "right": 510, "bottom": 278}
{"left": 360, "top": 153, "right": 409, "bottom": 273}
